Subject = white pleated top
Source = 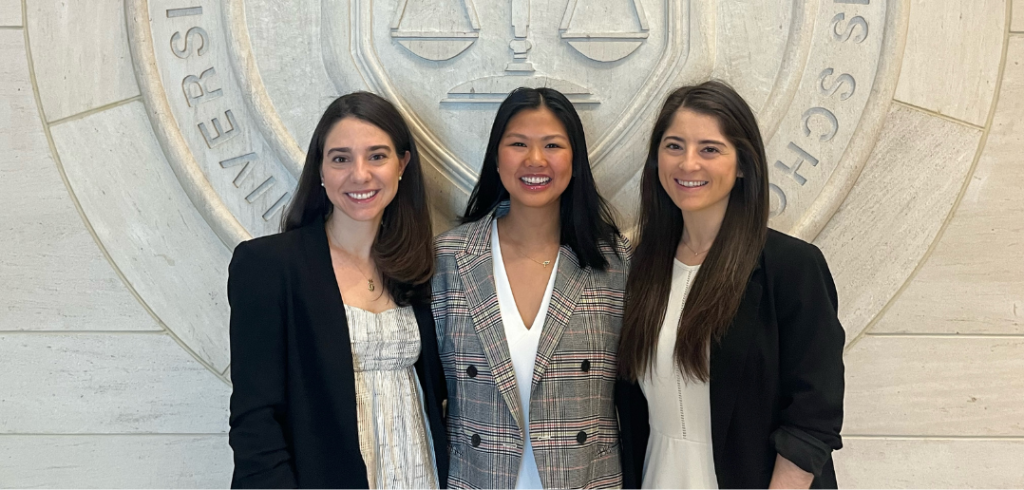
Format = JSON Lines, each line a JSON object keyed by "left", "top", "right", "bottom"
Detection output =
{"left": 346, "top": 304, "right": 438, "bottom": 489}
{"left": 640, "top": 260, "right": 719, "bottom": 489}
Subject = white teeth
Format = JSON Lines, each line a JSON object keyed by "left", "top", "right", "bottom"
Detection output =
{"left": 346, "top": 190, "right": 378, "bottom": 200}
{"left": 521, "top": 176, "right": 551, "bottom": 185}
{"left": 676, "top": 179, "right": 708, "bottom": 188}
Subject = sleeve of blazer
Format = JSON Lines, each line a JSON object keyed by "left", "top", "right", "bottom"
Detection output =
{"left": 770, "top": 244, "right": 845, "bottom": 478}
{"left": 227, "top": 241, "right": 299, "bottom": 489}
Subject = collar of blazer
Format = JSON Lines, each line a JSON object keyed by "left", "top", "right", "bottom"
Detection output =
{"left": 453, "top": 201, "right": 592, "bottom": 432}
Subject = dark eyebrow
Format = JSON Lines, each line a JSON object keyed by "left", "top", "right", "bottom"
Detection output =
{"left": 504, "top": 132, "right": 568, "bottom": 141}
{"left": 326, "top": 145, "right": 393, "bottom": 154}
{"left": 662, "top": 136, "right": 728, "bottom": 146}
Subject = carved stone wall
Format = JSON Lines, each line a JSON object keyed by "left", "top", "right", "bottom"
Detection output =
{"left": 1, "top": 0, "right": 1022, "bottom": 486}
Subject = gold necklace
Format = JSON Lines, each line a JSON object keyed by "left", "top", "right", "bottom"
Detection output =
{"left": 682, "top": 240, "right": 711, "bottom": 258}
{"left": 352, "top": 259, "right": 377, "bottom": 292}
{"left": 327, "top": 230, "right": 377, "bottom": 291}
{"left": 510, "top": 242, "right": 555, "bottom": 268}
{"left": 338, "top": 251, "right": 376, "bottom": 291}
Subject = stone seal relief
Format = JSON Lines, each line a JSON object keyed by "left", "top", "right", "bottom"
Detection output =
{"left": 123, "top": 0, "right": 900, "bottom": 371}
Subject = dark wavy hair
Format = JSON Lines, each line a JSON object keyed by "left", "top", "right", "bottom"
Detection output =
{"left": 281, "top": 92, "right": 433, "bottom": 305}
{"left": 619, "top": 81, "right": 769, "bottom": 382}
{"left": 461, "top": 87, "right": 619, "bottom": 270}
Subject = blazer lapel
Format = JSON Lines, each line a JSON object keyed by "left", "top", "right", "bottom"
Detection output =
{"left": 454, "top": 212, "right": 525, "bottom": 431}
{"left": 710, "top": 262, "right": 763, "bottom": 461}
{"left": 297, "top": 218, "right": 369, "bottom": 479}
{"left": 531, "top": 247, "right": 589, "bottom": 391}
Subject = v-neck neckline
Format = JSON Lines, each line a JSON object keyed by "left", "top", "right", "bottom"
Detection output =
{"left": 491, "top": 219, "right": 559, "bottom": 334}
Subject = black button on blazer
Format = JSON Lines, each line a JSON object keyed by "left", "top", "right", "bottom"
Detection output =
{"left": 227, "top": 217, "right": 449, "bottom": 489}
{"left": 617, "top": 229, "right": 845, "bottom": 489}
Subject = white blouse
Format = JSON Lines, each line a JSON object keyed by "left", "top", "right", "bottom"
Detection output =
{"left": 640, "top": 259, "right": 719, "bottom": 489}
{"left": 346, "top": 304, "right": 438, "bottom": 489}
{"left": 491, "top": 219, "right": 560, "bottom": 489}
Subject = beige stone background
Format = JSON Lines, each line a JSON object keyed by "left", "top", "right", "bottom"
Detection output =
{"left": 1, "top": 0, "right": 1023, "bottom": 487}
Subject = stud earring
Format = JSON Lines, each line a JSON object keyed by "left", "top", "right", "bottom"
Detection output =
{"left": 321, "top": 182, "right": 325, "bottom": 187}
{"left": 398, "top": 175, "right": 403, "bottom": 182}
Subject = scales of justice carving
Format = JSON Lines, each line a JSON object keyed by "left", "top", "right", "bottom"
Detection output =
{"left": 389, "top": 0, "right": 650, "bottom": 104}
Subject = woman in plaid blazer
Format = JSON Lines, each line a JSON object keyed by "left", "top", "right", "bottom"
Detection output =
{"left": 431, "top": 88, "right": 630, "bottom": 489}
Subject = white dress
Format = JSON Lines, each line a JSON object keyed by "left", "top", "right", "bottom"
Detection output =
{"left": 639, "top": 260, "right": 719, "bottom": 489}
{"left": 491, "top": 219, "right": 560, "bottom": 489}
{"left": 346, "top": 304, "right": 438, "bottom": 489}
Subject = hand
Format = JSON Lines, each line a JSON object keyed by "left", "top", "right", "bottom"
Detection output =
{"left": 768, "top": 454, "right": 814, "bottom": 489}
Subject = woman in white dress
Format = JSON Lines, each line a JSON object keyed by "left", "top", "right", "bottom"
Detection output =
{"left": 227, "top": 92, "right": 448, "bottom": 488}
{"left": 616, "top": 81, "right": 845, "bottom": 489}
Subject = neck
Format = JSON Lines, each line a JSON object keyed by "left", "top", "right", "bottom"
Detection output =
{"left": 499, "top": 199, "right": 560, "bottom": 247}
{"left": 680, "top": 201, "right": 728, "bottom": 254}
{"left": 325, "top": 209, "right": 379, "bottom": 260}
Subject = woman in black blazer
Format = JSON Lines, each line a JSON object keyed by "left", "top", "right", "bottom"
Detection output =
{"left": 616, "top": 81, "right": 845, "bottom": 489}
{"left": 227, "top": 92, "right": 448, "bottom": 488}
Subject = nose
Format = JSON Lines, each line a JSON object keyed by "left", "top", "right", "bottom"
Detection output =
{"left": 678, "top": 147, "right": 702, "bottom": 172}
{"left": 525, "top": 144, "right": 547, "bottom": 167}
{"left": 351, "top": 157, "right": 372, "bottom": 182}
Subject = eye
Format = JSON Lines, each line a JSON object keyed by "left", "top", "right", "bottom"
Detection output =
{"left": 701, "top": 146, "right": 721, "bottom": 154}
{"left": 545, "top": 143, "right": 563, "bottom": 149}
{"left": 369, "top": 153, "right": 387, "bottom": 161}
{"left": 509, "top": 141, "right": 527, "bottom": 147}
{"left": 331, "top": 156, "right": 348, "bottom": 163}
{"left": 665, "top": 142, "right": 682, "bottom": 150}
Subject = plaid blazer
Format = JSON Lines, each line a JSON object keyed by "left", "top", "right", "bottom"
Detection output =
{"left": 432, "top": 205, "right": 631, "bottom": 489}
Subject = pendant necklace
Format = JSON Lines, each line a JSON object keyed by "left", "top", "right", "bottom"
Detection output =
{"left": 512, "top": 242, "right": 554, "bottom": 268}
{"left": 327, "top": 230, "right": 377, "bottom": 291}
{"left": 682, "top": 240, "right": 711, "bottom": 259}
{"left": 350, "top": 259, "right": 376, "bottom": 292}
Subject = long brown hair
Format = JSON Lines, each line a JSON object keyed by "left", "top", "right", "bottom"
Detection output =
{"left": 281, "top": 92, "right": 433, "bottom": 306}
{"left": 619, "top": 81, "right": 769, "bottom": 382}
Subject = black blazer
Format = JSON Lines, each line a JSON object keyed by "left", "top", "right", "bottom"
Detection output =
{"left": 617, "top": 229, "right": 845, "bottom": 489}
{"left": 227, "top": 218, "right": 449, "bottom": 489}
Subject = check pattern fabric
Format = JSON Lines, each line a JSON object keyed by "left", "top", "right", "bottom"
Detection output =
{"left": 432, "top": 205, "right": 631, "bottom": 489}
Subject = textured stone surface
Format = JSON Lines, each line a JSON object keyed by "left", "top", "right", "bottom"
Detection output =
{"left": 0, "top": 31, "right": 159, "bottom": 332}
{"left": 3, "top": 0, "right": 1024, "bottom": 486}
{"left": 1013, "top": 1, "right": 1024, "bottom": 31}
{"left": 844, "top": 336, "right": 1024, "bottom": 436}
{"left": 708, "top": 1, "right": 789, "bottom": 114}
{"left": 0, "top": 0, "right": 20, "bottom": 26}
{"left": 26, "top": 0, "right": 139, "bottom": 122}
{"left": 0, "top": 435, "right": 232, "bottom": 487}
{"left": 894, "top": 0, "right": 1005, "bottom": 126}
{"left": 154, "top": 0, "right": 896, "bottom": 241}
{"left": 49, "top": 102, "right": 233, "bottom": 371}
{"left": 814, "top": 105, "right": 980, "bottom": 342}
{"left": 0, "top": 333, "right": 229, "bottom": 434}
{"left": 244, "top": 0, "right": 338, "bottom": 150}
{"left": 835, "top": 437, "right": 1024, "bottom": 488}
{"left": 873, "top": 37, "right": 1024, "bottom": 335}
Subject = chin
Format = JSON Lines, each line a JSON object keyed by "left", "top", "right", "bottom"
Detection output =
{"left": 336, "top": 207, "right": 385, "bottom": 223}
{"left": 510, "top": 193, "right": 560, "bottom": 210}
{"left": 672, "top": 198, "right": 709, "bottom": 213}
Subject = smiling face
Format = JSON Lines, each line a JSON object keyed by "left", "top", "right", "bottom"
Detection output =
{"left": 496, "top": 106, "right": 574, "bottom": 211}
{"left": 658, "top": 109, "right": 741, "bottom": 217}
{"left": 321, "top": 117, "right": 409, "bottom": 224}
